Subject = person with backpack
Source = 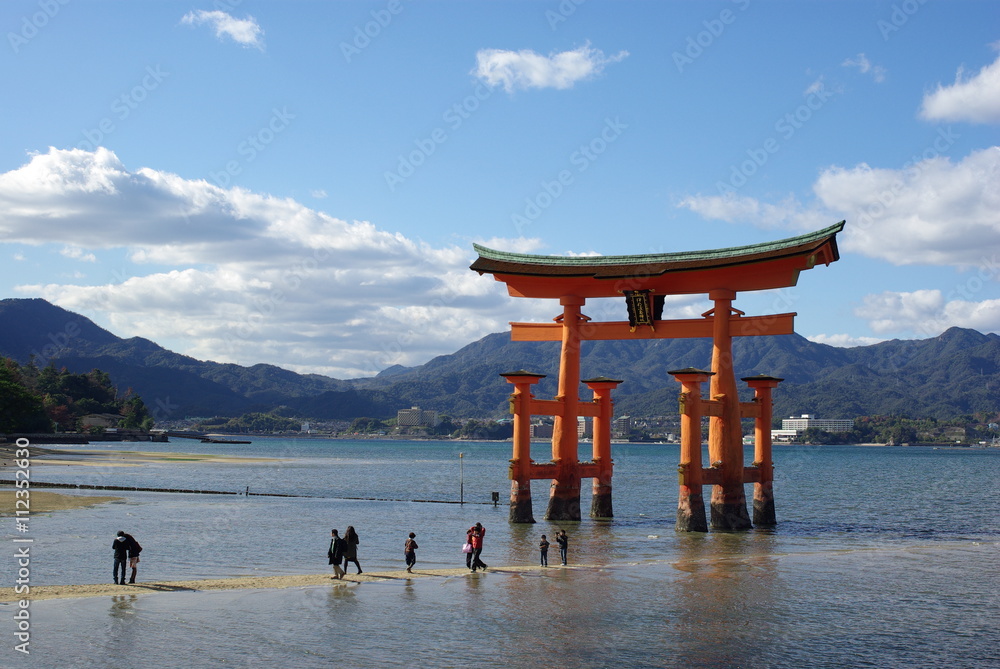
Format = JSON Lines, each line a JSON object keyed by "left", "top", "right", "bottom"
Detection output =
{"left": 466, "top": 522, "right": 487, "bottom": 572}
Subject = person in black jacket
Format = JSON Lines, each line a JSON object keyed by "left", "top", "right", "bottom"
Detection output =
{"left": 112, "top": 531, "right": 129, "bottom": 584}
{"left": 328, "top": 529, "right": 346, "bottom": 579}
{"left": 342, "top": 526, "right": 362, "bottom": 574}
{"left": 555, "top": 529, "right": 568, "bottom": 565}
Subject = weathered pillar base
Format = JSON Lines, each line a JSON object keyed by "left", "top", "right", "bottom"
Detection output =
{"left": 509, "top": 480, "right": 535, "bottom": 524}
{"left": 710, "top": 484, "right": 752, "bottom": 530}
{"left": 676, "top": 488, "right": 708, "bottom": 532}
{"left": 590, "top": 483, "right": 613, "bottom": 519}
{"left": 545, "top": 480, "right": 581, "bottom": 521}
{"left": 753, "top": 481, "right": 776, "bottom": 527}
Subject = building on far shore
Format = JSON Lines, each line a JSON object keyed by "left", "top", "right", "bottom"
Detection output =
{"left": 396, "top": 406, "right": 439, "bottom": 427}
{"left": 612, "top": 415, "right": 632, "bottom": 439}
{"left": 531, "top": 422, "right": 553, "bottom": 439}
{"left": 772, "top": 414, "right": 854, "bottom": 442}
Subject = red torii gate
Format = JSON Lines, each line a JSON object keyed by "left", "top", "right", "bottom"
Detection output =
{"left": 470, "top": 222, "right": 843, "bottom": 530}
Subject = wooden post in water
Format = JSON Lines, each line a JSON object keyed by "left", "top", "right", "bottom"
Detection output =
{"left": 743, "top": 375, "right": 782, "bottom": 527}
{"left": 546, "top": 296, "right": 585, "bottom": 521}
{"left": 670, "top": 368, "right": 713, "bottom": 532}
{"left": 706, "top": 290, "right": 752, "bottom": 530}
{"left": 501, "top": 371, "right": 546, "bottom": 523}
{"left": 584, "top": 376, "right": 622, "bottom": 519}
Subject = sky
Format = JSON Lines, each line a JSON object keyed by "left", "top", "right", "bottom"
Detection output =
{"left": 1, "top": 0, "right": 998, "bottom": 379}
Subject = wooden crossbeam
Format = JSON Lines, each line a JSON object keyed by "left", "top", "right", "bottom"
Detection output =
{"left": 522, "top": 398, "right": 601, "bottom": 418}
{"left": 511, "top": 461, "right": 603, "bottom": 481}
{"left": 686, "top": 466, "right": 762, "bottom": 486}
{"left": 510, "top": 313, "right": 796, "bottom": 341}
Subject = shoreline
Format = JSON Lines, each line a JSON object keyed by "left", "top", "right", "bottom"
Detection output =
{"left": 0, "top": 565, "right": 553, "bottom": 603}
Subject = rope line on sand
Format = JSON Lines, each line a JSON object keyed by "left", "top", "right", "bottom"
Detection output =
{"left": 0, "top": 479, "right": 495, "bottom": 505}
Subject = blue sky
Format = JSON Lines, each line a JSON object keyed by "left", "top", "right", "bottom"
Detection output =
{"left": 1, "top": 0, "right": 998, "bottom": 378}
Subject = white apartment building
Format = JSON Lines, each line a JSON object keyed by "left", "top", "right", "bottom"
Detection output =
{"left": 771, "top": 414, "right": 855, "bottom": 441}
{"left": 396, "top": 406, "right": 439, "bottom": 427}
{"left": 781, "top": 414, "right": 854, "bottom": 433}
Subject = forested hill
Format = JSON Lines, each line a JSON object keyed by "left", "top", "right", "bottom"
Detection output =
{"left": 1, "top": 298, "right": 998, "bottom": 421}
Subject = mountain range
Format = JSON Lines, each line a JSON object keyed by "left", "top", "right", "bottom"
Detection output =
{"left": 1, "top": 298, "right": 998, "bottom": 422}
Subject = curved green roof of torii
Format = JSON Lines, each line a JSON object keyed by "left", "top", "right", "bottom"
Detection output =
{"left": 472, "top": 221, "right": 844, "bottom": 273}
{"left": 470, "top": 221, "right": 844, "bottom": 297}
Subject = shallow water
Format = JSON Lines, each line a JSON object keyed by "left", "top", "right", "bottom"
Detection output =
{"left": 3, "top": 440, "right": 999, "bottom": 667}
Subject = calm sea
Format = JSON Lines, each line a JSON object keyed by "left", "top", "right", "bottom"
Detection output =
{"left": 3, "top": 439, "right": 999, "bottom": 668}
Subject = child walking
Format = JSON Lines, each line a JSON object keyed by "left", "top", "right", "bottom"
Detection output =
{"left": 539, "top": 534, "right": 550, "bottom": 567}
{"left": 404, "top": 532, "right": 418, "bottom": 573}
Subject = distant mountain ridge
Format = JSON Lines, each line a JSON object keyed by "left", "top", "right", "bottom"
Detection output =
{"left": 0, "top": 298, "right": 997, "bottom": 421}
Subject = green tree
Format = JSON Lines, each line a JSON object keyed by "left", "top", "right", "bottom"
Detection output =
{"left": 0, "top": 360, "right": 51, "bottom": 432}
{"left": 349, "top": 417, "right": 385, "bottom": 434}
{"left": 120, "top": 394, "right": 154, "bottom": 430}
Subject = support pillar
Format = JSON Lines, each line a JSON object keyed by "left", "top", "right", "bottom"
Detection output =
{"left": 583, "top": 377, "right": 622, "bottom": 519}
{"left": 670, "top": 368, "right": 712, "bottom": 532}
{"left": 706, "top": 290, "right": 752, "bottom": 530}
{"left": 743, "top": 375, "right": 783, "bottom": 527}
{"left": 501, "top": 371, "right": 546, "bottom": 524}
{"left": 546, "top": 296, "right": 586, "bottom": 521}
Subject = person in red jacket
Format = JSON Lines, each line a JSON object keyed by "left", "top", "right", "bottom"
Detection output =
{"left": 466, "top": 522, "right": 487, "bottom": 572}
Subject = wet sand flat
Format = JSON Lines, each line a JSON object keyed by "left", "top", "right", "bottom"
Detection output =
{"left": 4, "top": 446, "right": 280, "bottom": 467}
{"left": 0, "top": 565, "right": 553, "bottom": 602}
{"left": 0, "top": 489, "right": 123, "bottom": 515}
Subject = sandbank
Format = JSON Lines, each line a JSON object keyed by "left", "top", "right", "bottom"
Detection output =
{"left": 0, "top": 444, "right": 279, "bottom": 468}
{"left": 0, "top": 489, "right": 123, "bottom": 515}
{"left": 0, "top": 565, "right": 555, "bottom": 603}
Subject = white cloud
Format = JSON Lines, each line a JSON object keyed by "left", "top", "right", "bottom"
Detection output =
{"left": 60, "top": 246, "right": 97, "bottom": 262}
{"left": 2, "top": 147, "right": 528, "bottom": 378}
{"left": 13, "top": 252, "right": 25, "bottom": 261}
{"left": 804, "top": 76, "right": 825, "bottom": 96}
{"left": 310, "top": 189, "right": 328, "bottom": 199}
{"left": 842, "top": 53, "right": 886, "bottom": 83}
{"left": 678, "top": 145, "right": 1000, "bottom": 341}
{"left": 474, "top": 236, "right": 545, "bottom": 254}
{"left": 815, "top": 147, "right": 1000, "bottom": 267}
{"left": 854, "top": 290, "right": 1000, "bottom": 337}
{"left": 806, "top": 333, "right": 885, "bottom": 348}
{"left": 473, "top": 43, "right": 628, "bottom": 93}
{"left": 676, "top": 193, "right": 830, "bottom": 231}
{"left": 678, "top": 145, "right": 1000, "bottom": 269}
{"left": 181, "top": 10, "right": 264, "bottom": 50}
{"left": 920, "top": 49, "right": 1000, "bottom": 123}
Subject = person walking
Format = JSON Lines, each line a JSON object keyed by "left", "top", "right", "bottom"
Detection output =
{"left": 539, "top": 534, "right": 550, "bottom": 567}
{"left": 404, "top": 532, "right": 419, "bottom": 573}
{"left": 124, "top": 532, "right": 142, "bottom": 584}
{"left": 343, "top": 526, "right": 362, "bottom": 574}
{"left": 112, "top": 531, "right": 129, "bottom": 585}
{"left": 466, "top": 522, "right": 487, "bottom": 572}
{"left": 556, "top": 529, "right": 569, "bottom": 565}
{"left": 328, "top": 529, "right": 346, "bottom": 579}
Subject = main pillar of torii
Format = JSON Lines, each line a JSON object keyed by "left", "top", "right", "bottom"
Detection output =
{"left": 470, "top": 222, "right": 843, "bottom": 528}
